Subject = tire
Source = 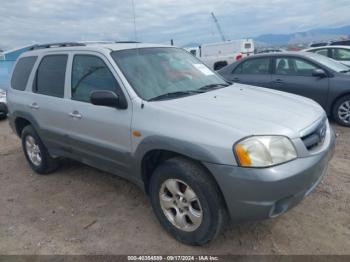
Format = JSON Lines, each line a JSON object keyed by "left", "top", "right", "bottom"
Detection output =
{"left": 0, "top": 113, "right": 6, "bottom": 120}
{"left": 21, "top": 125, "right": 59, "bottom": 174}
{"left": 332, "top": 95, "right": 350, "bottom": 127}
{"left": 0, "top": 103, "right": 7, "bottom": 120}
{"left": 149, "top": 157, "right": 227, "bottom": 246}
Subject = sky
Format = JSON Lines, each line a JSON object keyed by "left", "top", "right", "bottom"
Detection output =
{"left": 1, "top": 0, "right": 350, "bottom": 50}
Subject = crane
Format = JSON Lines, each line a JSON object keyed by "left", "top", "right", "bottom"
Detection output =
{"left": 211, "top": 12, "right": 226, "bottom": 42}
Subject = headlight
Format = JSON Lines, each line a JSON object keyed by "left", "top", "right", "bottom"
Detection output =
{"left": 0, "top": 89, "right": 6, "bottom": 98}
{"left": 234, "top": 136, "right": 297, "bottom": 167}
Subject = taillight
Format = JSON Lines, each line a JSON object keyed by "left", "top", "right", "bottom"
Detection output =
{"left": 236, "top": 54, "right": 243, "bottom": 61}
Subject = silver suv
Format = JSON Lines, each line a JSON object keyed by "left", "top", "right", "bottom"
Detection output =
{"left": 7, "top": 42, "right": 335, "bottom": 245}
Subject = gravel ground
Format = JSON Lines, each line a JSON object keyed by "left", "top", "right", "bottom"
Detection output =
{"left": 0, "top": 119, "right": 349, "bottom": 255}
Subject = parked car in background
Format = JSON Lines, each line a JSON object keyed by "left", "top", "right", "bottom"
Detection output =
{"left": 219, "top": 52, "right": 350, "bottom": 126}
{"left": 308, "top": 39, "right": 350, "bottom": 48}
{"left": 304, "top": 46, "right": 350, "bottom": 67}
{"left": 7, "top": 42, "right": 335, "bottom": 245}
{"left": 186, "top": 39, "right": 254, "bottom": 70}
{"left": 256, "top": 48, "right": 283, "bottom": 54}
{"left": 309, "top": 42, "right": 329, "bottom": 48}
{"left": 329, "top": 39, "right": 350, "bottom": 46}
{"left": 0, "top": 88, "right": 7, "bottom": 120}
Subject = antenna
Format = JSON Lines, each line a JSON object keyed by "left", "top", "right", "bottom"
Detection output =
{"left": 131, "top": 0, "right": 138, "bottom": 42}
{"left": 211, "top": 12, "right": 226, "bottom": 42}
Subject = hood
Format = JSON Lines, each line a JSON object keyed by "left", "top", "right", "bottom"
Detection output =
{"left": 156, "top": 84, "right": 325, "bottom": 138}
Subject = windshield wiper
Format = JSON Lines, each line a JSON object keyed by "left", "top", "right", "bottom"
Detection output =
{"left": 339, "top": 69, "right": 350, "bottom": 73}
{"left": 148, "top": 83, "right": 229, "bottom": 101}
{"left": 149, "top": 90, "right": 203, "bottom": 101}
{"left": 198, "top": 83, "right": 229, "bottom": 91}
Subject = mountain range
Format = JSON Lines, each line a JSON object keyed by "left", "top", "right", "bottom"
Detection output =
{"left": 183, "top": 25, "right": 350, "bottom": 47}
{"left": 254, "top": 25, "right": 350, "bottom": 46}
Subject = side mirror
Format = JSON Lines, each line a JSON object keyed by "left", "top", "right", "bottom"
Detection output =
{"left": 312, "top": 69, "right": 327, "bottom": 78}
{"left": 90, "top": 90, "right": 127, "bottom": 109}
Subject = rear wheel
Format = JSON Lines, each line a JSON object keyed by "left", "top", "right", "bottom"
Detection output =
{"left": 0, "top": 103, "right": 7, "bottom": 120}
{"left": 332, "top": 95, "right": 350, "bottom": 127}
{"left": 149, "top": 157, "right": 227, "bottom": 246}
{"left": 21, "top": 125, "right": 59, "bottom": 174}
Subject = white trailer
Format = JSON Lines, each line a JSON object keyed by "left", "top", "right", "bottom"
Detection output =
{"left": 186, "top": 39, "right": 255, "bottom": 70}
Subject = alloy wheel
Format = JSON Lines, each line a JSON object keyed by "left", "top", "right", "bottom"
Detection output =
{"left": 159, "top": 179, "right": 203, "bottom": 232}
{"left": 338, "top": 100, "right": 350, "bottom": 124}
{"left": 25, "top": 135, "right": 42, "bottom": 166}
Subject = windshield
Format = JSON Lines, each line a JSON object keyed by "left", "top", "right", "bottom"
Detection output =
{"left": 111, "top": 47, "right": 227, "bottom": 101}
{"left": 309, "top": 53, "right": 350, "bottom": 72}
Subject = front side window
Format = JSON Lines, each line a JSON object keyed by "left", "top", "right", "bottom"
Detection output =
{"left": 11, "top": 56, "right": 37, "bottom": 91}
{"left": 275, "top": 57, "right": 318, "bottom": 76}
{"left": 237, "top": 58, "right": 270, "bottom": 75}
{"left": 71, "top": 55, "right": 120, "bottom": 103}
{"left": 35, "top": 55, "right": 67, "bottom": 97}
{"left": 111, "top": 48, "right": 226, "bottom": 101}
{"left": 333, "top": 49, "right": 350, "bottom": 61}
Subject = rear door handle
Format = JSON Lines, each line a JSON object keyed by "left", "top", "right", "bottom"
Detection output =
{"left": 274, "top": 79, "right": 284, "bottom": 84}
{"left": 69, "top": 111, "right": 82, "bottom": 119}
{"left": 29, "top": 103, "right": 39, "bottom": 110}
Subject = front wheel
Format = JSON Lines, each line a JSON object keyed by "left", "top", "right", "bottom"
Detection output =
{"left": 332, "top": 95, "right": 350, "bottom": 127}
{"left": 149, "top": 157, "right": 227, "bottom": 246}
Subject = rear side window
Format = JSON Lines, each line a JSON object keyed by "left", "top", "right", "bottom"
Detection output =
{"left": 34, "top": 55, "right": 68, "bottom": 97}
{"left": 234, "top": 58, "right": 270, "bottom": 74}
{"left": 11, "top": 56, "right": 37, "bottom": 91}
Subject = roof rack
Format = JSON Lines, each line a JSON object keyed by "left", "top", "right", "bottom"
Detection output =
{"left": 79, "top": 41, "right": 115, "bottom": 45}
{"left": 29, "top": 41, "right": 141, "bottom": 51}
{"left": 115, "top": 41, "right": 141, "bottom": 44}
{"left": 30, "top": 42, "right": 86, "bottom": 50}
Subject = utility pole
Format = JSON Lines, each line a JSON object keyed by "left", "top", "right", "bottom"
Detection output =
{"left": 211, "top": 12, "right": 226, "bottom": 42}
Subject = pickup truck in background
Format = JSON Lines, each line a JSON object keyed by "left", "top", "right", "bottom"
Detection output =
{"left": 186, "top": 39, "right": 255, "bottom": 70}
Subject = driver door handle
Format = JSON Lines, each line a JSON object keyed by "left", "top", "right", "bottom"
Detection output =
{"left": 29, "top": 102, "right": 39, "bottom": 110}
{"left": 232, "top": 77, "right": 240, "bottom": 82}
{"left": 274, "top": 79, "right": 284, "bottom": 84}
{"left": 69, "top": 110, "right": 82, "bottom": 119}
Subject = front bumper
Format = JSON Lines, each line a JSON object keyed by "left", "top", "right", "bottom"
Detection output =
{"left": 204, "top": 128, "right": 336, "bottom": 222}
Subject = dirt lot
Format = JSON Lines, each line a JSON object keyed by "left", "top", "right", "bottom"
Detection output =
{"left": 0, "top": 119, "right": 349, "bottom": 255}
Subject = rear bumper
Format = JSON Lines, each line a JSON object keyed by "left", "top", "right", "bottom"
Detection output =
{"left": 204, "top": 128, "right": 336, "bottom": 222}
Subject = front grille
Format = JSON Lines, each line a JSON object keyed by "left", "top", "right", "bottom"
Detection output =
{"left": 301, "top": 119, "right": 327, "bottom": 151}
